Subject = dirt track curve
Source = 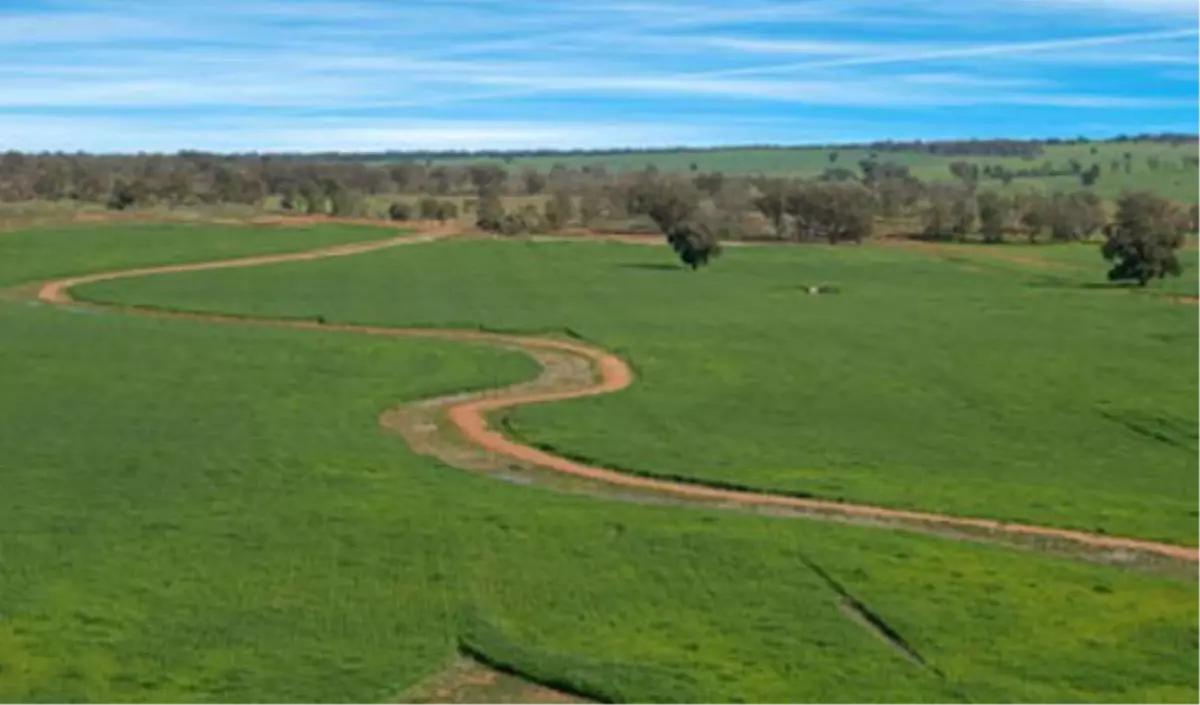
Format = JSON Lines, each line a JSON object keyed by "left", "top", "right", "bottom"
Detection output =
{"left": 30, "top": 223, "right": 1199, "bottom": 567}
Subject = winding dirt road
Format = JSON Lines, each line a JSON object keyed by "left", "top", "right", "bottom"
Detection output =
{"left": 29, "top": 223, "right": 1199, "bottom": 566}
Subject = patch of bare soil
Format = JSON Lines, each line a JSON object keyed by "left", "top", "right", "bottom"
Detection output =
{"left": 26, "top": 226, "right": 1199, "bottom": 571}
{"left": 399, "top": 657, "right": 588, "bottom": 704}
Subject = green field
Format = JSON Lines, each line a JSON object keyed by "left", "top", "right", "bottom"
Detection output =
{"left": 85, "top": 238, "right": 1200, "bottom": 545}
{"left": 0, "top": 221, "right": 401, "bottom": 288}
{"left": 415, "top": 141, "right": 1200, "bottom": 203}
{"left": 1, "top": 223, "right": 1196, "bottom": 702}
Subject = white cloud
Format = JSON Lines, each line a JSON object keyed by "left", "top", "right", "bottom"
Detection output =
{"left": 0, "top": 13, "right": 184, "bottom": 44}
{"left": 0, "top": 116, "right": 709, "bottom": 152}
{"left": 1013, "top": 0, "right": 1199, "bottom": 16}
{"left": 705, "top": 28, "right": 1200, "bottom": 76}
{"left": 0, "top": 0, "right": 1194, "bottom": 151}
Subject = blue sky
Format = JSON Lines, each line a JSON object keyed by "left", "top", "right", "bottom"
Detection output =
{"left": 1, "top": 0, "right": 1197, "bottom": 152}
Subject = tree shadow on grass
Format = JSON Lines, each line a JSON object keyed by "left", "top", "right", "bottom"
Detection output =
{"left": 1025, "top": 276, "right": 1141, "bottom": 291}
{"left": 617, "top": 263, "right": 682, "bottom": 272}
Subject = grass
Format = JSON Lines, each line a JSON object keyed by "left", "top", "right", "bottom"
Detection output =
{"left": 1, "top": 223, "right": 1196, "bottom": 702}
{"left": 0, "top": 221, "right": 403, "bottom": 288}
{"left": 409, "top": 141, "right": 1200, "bottom": 203}
{"left": 83, "top": 237, "right": 1200, "bottom": 545}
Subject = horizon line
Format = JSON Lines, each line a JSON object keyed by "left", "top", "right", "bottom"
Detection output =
{"left": 9, "top": 132, "right": 1199, "bottom": 158}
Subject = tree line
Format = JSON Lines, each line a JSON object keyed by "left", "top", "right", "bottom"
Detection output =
{"left": 181, "top": 133, "right": 1197, "bottom": 164}
{"left": 1, "top": 150, "right": 1194, "bottom": 280}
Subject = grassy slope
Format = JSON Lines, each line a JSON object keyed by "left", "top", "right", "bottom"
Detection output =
{"left": 4, "top": 226, "right": 1195, "bottom": 702}
{"left": 83, "top": 239, "right": 1200, "bottom": 545}
{"left": 416, "top": 141, "right": 1200, "bottom": 202}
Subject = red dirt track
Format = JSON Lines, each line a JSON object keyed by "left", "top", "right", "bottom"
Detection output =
{"left": 31, "top": 222, "right": 1199, "bottom": 565}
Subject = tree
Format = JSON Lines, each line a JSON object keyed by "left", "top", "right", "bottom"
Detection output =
{"left": 434, "top": 200, "right": 459, "bottom": 222}
{"left": 298, "top": 181, "right": 325, "bottom": 215}
{"left": 1015, "top": 192, "right": 1048, "bottom": 243}
{"left": 1047, "top": 191, "right": 1105, "bottom": 242}
{"left": 520, "top": 167, "right": 547, "bottom": 195}
{"left": 329, "top": 187, "right": 363, "bottom": 217}
{"left": 693, "top": 171, "right": 725, "bottom": 196}
{"left": 106, "top": 181, "right": 138, "bottom": 210}
{"left": 628, "top": 176, "right": 700, "bottom": 233}
{"left": 418, "top": 196, "right": 442, "bottom": 220}
{"left": 476, "top": 191, "right": 506, "bottom": 232}
{"left": 752, "top": 179, "right": 789, "bottom": 237}
{"left": 468, "top": 164, "right": 506, "bottom": 195}
{"left": 922, "top": 185, "right": 975, "bottom": 241}
{"left": 544, "top": 190, "right": 575, "bottom": 230}
{"left": 1079, "top": 163, "right": 1102, "bottom": 187}
{"left": 1101, "top": 192, "right": 1186, "bottom": 285}
{"left": 977, "top": 191, "right": 1011, "bottom": 243}
{"left": 872, "top": 173, "right": 923, "bottom": 217}
{"left": 498, "top": 204, "right": 544, "bottom": 236}
{"left": 859, "top": 160, "right": 911, "bottom": 188}
{"left": 578, "top": 188, "right": 610, "bottom": 226}
{"left": 666, "top": 218, "right": 722, "bottom": 270}
{"left": 785, "top": 181, "right": 875, "bottom": 243}
{"left": 948, "top": 161, "right": 980, "bottom": 187}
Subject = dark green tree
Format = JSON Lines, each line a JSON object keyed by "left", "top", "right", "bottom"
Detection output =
{"left": 666, "top": 219, "right": 722, "bottom": 270}
{"left": 1101, "top": 192, "right": 1186, "bottom": 286}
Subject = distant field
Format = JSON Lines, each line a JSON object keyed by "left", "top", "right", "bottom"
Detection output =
{"left": 2, "top": 223, "right": 1196, "bottom": 702}
{"left": 411, "top": 141, "right": 1200, "bottom": 203}
{"left": 87, "top": 237, "right": 1200, "bottom": 544}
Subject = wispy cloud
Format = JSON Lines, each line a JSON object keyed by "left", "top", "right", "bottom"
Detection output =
{"left": 1013, "top": 0, "right": 1199, "bottom": 16}
{"left": 0, "top": 0, "right": 1195, "bottom": 151}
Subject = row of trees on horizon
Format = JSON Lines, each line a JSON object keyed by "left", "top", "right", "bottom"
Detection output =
{"left": 0, "top": 149, "right": 1194, "bottom": 282}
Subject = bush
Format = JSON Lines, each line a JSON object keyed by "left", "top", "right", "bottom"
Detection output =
{"left": 418, "top": 197, "right": 441, "bottom": 220}
{"left": 388, "top": 201, "right": 413, "bottom": 221}
{"left": 498, "top": 205, "right": 544, "bottom": 236}
{"left": 106, "top": 183, "right": 137, "bottom": 211}
{"left": 434, "top": 200, "right": 459, "bottom": 222}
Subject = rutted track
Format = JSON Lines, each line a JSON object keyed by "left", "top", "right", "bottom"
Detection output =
{"left": 28, "top": 224, "right": 1199, "bottom": 567}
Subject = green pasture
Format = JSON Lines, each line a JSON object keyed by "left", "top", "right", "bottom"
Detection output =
{"left": 1, "top": 223, "right": 1195, "bottom": 702}
{"left": 85, "top": 237, "right": 1200, "bottom": 545}
{"left": 0, "top": 221, "right": 404, "bottom": 288}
